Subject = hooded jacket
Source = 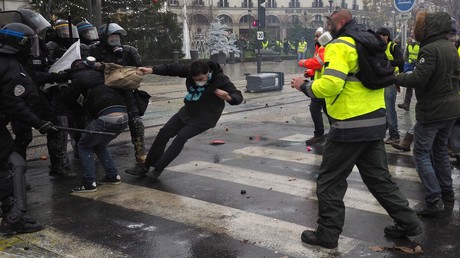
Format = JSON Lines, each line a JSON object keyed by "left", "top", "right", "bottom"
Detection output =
{"left": 396, "top": 12, "right": 460, "bottom": 123}
{"left": 152, "top": 61, "right": 243, "bottom": 128}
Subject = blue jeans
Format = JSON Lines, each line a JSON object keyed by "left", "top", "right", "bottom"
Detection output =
{"left": 413, "top": 119, "right": 455, "bottom": 202}
{"left": 78, "top": 115, "right": 128, "bottom": 184}
{"left": 385, "top": 86, "right": 399, "bottom": 139}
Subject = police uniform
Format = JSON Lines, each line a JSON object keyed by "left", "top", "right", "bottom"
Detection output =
{"left": 91, "top": 23, "right": 147, "bottom": 164}
{"left": 0, "top": 22, "right": 50, "bottom": 234}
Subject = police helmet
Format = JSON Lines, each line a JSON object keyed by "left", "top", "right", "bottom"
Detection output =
{"left": 0, "top": 22, "right": 36, "bottom": 54}
{"left": 98, "top": 23, "right": 127, "bottom": 37}
{"left": 17, "top": 9, "right": 51, "bottom": 33}
{"left": 77, "top": 21, "right": 99, "bottom": 42}
{"left": 53, "top": 19, "right": 79, "bottom": 39}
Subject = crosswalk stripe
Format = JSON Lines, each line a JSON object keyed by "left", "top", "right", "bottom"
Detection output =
{"left": 279, "top": 134, "right": 413, "bottom": 157}
{"left": 73, "top": 183, "right": 362, "bottom": 257}
{"left": 233, "top": 146, "right": 423, "bottom": 183}
{"left": 168, "top": 161, "right": 419, "bottom": 215}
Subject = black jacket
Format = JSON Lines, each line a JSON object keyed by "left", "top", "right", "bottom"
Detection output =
{"left": 152, "top": 62, "right": 243, "bottom": 128}
{"left": 69, "top": 66, "right": 129, "bottom": 118}
{"left": 0, "top": 54, "right": 45, "bottom": 129}
{"left": 396, "top": 12, "right": 460, "bottom": 123}
{"left": 91, "top": 44, "right": 143, "bottom": 117}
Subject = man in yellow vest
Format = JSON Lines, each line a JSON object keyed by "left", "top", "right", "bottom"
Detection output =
{"left": 297, "top": 37, "right": 307, "bottom": 61}
{"left": 376, "top": 27, "right": 404, "bottom": 145}
{"left": 291, "top": 9, "right": 421, "bottom": 249}
{"left": 397, "top": 36, "right": 420, "bottom": 111}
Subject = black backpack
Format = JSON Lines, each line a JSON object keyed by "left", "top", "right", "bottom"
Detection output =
{"left": 343, "top": 26, "right": 397, "bottom": 89}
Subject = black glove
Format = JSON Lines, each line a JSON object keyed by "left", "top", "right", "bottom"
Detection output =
{"left": 50, "top": 71, "right": 69, "bottom": 83}
{"left": 38, "top": 121, "right": 59, "bottom": 134}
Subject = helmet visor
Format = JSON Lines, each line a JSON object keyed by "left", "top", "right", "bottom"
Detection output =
{"left": 54, "top": 23, "right": 79, "bottom": 39}
{"left": 24, "top": 12, "right": 50, "bottom": 33}
{"left": 79, "top": 26, "right": 99, "bottom": 41}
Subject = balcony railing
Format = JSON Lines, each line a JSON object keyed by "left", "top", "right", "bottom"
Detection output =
{"left": 192, "top": 0, "right": 204, "bottom": 6}
{"left": 218, "top": 2, "right": 230, "bottom": 7}
{"left": 241, "top": 2, "right": 254, "bottom": 8}
{"left": 352, "top": 4, "right": 359, "bottom": 10}
{"left": 289, "top": 2, "right": 300, "bottom": 8}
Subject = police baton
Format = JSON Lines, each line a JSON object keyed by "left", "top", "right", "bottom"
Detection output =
{"left": 53, "top": 126, "right": 117, "bottom": 136}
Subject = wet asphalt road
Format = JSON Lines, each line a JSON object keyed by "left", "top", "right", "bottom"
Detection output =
{"left": 0, "top": 61, "right": 459, "bottom": 258}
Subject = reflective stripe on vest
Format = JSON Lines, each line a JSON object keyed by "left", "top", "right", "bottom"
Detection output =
{"left": 332, "top": 116, "right": 386, "bottom": 129}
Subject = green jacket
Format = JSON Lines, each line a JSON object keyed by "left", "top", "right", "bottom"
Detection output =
{"left": 396, "top": 12, "right": 460, "bottom": 123}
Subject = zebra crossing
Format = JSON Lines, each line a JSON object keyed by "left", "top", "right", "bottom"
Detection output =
{"left": 7, "top": 134, "right": 459, "bottom": 257}
{"left": 62, "top": 133, "right": 457, "bottom": 257}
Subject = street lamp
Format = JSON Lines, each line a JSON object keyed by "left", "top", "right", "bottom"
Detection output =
{"left": 392, "top": 10, "right": 397, "bottom": 39}
{"left": 328, "top": 0, "right": 333, "bottom": 13}
{"left": 248, "top": 9, "right": 252, "bottom": 41}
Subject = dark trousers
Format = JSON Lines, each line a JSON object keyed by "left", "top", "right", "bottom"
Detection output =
{"left": 145, "top": 113, "right": 209, "bottom": 172}
{"left": 315, "top": 140, "right": 420, "bottom": 243}
{"left": 404, "top": 88, "right": 413, "bottom": 105}
{"left": 309, "top": 98, "right": 328, "bottom": 137}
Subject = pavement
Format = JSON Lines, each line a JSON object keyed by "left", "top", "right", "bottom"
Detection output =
{"left": 1, "top": 60, "right": 459, "bottom": 258}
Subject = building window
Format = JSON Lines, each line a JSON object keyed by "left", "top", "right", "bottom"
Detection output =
{"left": 193, "top": 0, "right": 204, "bottom": 6}
{"left": 218, "top": 0, "right": 229, "bottom": 7}
{"left": 289, "top": 0, "right": 300, "bottom": 8}
{"left": 267, "top": 0, "right": 277, "bottom": 8}
{"left": 168, "top": 0, "right": 179, "bottom": 5}
{"left": 242, "top": 0, "right": 254, "bottom": 8}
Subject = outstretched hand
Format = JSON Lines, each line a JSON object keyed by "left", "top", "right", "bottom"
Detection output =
{"left": 138, "top": 67, "right": 153, "bottom": 75}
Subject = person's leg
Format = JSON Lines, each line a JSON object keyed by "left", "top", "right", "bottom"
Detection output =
{"left": 448, "top": 119, "right": 460, "bottom": 166}
{"left": 413, "top": 121, "right": 445, "bottom": 213}
{"left": 128, "top": 113, "right": 146, "bottom": 163}
{"left": 306, "top": 99, "right": 327, "bottom": 145}
{"left": 144, "top": 113, "right": 185, "bottom": 168}
{"left": 431, "top": 119, "right": 455, "bottom": 199}
{"left": 384, "top": 86, "right": 399, "bottom": 142}
{"left": 310, "top": 98, "right": 325, "bottom": 137}
{"left": 356, "top": 140, "right": 421, "bottom": 236}
{"left": 153, "top": 124, "right": 209, "bottom": 172}
{"left": 76, "top": 119, "right": 109, "bottom": 188}
{"left": 309, "top": 141, "right": 362, "bottom": 245}
{"left": 11, "top": 121, "right": 32, "bottom": 160}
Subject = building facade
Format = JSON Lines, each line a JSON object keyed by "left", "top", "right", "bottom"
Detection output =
{"left": 1, "top": 0, "right": 28, "bottom": 11}
{"left": 167, "top": 0, "right": 367, "bottom": 41}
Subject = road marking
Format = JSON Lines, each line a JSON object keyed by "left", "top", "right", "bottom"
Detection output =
{"left": 233, "top": 146, "right": 423, "bottom": 183}
{"left": 169, "top": 161, "right": 420, "bottom": 215}
{"left": 280, "top": 134, "right": 413, "bottom": 157}
{"left": 73, "top": 184, "right": 362, "bottom": 257}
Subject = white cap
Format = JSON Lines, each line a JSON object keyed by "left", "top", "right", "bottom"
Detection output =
{"left": 315, "top": 27, "right": 324, "bottom": 34}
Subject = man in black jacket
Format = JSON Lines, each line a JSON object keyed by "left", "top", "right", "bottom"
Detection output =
{"left": 127, "top": 60, "right": 243, "bottom": 180}
{"left": 396, "top": 12, "right": 460, "bottom": 216}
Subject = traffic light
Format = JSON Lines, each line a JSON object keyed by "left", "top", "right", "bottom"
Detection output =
{"left": 252, "top": 20, "right": 258, "bottom": 27}
{"left": 258, "top": 0, "right": 266, "bottom": 28}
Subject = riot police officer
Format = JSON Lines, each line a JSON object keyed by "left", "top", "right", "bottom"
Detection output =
{"left": 0, "top": 22, "right": 56, "bottom": 234}
{"left": 91, "top": 23, "right": 148, "bottom": 170}
{"left": 5, "top": 9, "right": 70, "bottom": 173}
